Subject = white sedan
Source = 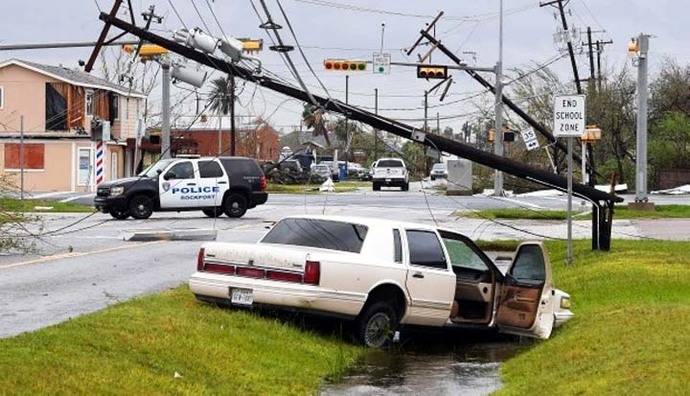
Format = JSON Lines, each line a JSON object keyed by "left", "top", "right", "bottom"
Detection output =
{"left": 190, "top": 215, "right": 573, "bottom": 347}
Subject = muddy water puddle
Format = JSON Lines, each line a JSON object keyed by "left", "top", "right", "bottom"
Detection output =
{"left": 321, "top": 334, "right": 528, "bottom": 396}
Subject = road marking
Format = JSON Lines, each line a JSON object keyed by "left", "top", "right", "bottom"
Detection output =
{"left": 494, "top": 196, "right": 547, "bottom": 209}
{"left": 59, "top": 194, "right": 94, "bottom": 203}
{"left": 0, "top": 241, "right": 167, "bottom": 270}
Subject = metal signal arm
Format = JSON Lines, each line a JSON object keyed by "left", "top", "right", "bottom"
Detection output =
{"left": 92, "top": 12, "right": 620, "bottom": 250}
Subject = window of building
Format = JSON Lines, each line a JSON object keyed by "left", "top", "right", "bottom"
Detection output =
{"left": 198, "top": 160, "right": 224, "bottom": 178}
{"left": 86, "top": 91, "right": 94, "bottom": 116}
{"left": 4, "top": 143, "right": 45, "bottom": 170}
{"left": 111, "top": 94, "right": 119, "bottom": 121}
{"left": 406, "top": 230, "right": 447, "bottom": 270}
{"left": 262, "top": 218, "right": 368, "bottom": 253}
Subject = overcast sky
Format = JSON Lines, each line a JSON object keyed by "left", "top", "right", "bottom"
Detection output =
{"left": 1, "top": 0, "right": 687, "bottom": 134}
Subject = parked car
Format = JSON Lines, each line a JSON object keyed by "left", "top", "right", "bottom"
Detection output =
{"left": 372, "top": 158, "right": 409, "bottom": 191}
{"left": 94, "top": 156, "right": 268, "bottom": 220}
{"left": 313, "top": 162, "right": 340, "bottom": 182}
{"left": 190, "top": 215, "right": 573, "bottom": 347}
{"left": 430, "top": 162, "right": 448, "bottom": 180}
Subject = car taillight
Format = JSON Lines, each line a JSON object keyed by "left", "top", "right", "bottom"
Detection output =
{"left": 266, "top": 270, "right": 302, "bottom": 283}
{"left": 259, "top": 175, "right": 267, "bottom": 191}
{"left": 303, "top": 260, "right": 320, "bottom": 285}
{"left": 197, "top": 248, "right": 205, "bottom": 271}
{"left": 204, "top": 263, "right": 236, "bottom": 275}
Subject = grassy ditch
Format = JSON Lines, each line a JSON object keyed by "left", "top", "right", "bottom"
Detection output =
{"left": 0, "top": 198, "right": 93, "bottom": 213}
{"left": 498, "top": 240, "right": 690, "bottom": 394}
{"left": 0, "top": 287, "right": 362, "bottom": 395}
{"left": 456, "top": 204, "right": 690, "bottom": 221}
{"left": 266, "top": 181, "right": 369, "bottom": 194}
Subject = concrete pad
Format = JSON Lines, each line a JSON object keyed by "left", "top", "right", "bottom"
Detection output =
{"left": 121, "top": 228, "right": 218, "bottom": 242}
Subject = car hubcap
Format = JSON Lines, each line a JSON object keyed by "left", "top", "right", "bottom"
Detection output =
{"left": 365, "top": 313, "right": 390, "bottom": 347}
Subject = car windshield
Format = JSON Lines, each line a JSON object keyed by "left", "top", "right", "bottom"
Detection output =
{"left": 377, "top": 159, "right": 403, "bottom": 168}
{"left": 432, "top": 163, "right": 446, "bottom": 170}
{"left": 262, "top": 218, "right": 369, "bottom": 253}
{"left": 138, "top": 159, "right": 175, "bottom": 178}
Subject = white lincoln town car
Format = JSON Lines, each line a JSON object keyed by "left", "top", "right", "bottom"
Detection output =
{"left": 190, "top": 215, "right": 573, "bottom": 347}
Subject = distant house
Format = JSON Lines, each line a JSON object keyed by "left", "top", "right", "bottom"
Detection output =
{"left": 143, "top": 116, "right": 280, "bottom": 164}
{"left": 0, "top": 59, "right": 146, "bottom": 192}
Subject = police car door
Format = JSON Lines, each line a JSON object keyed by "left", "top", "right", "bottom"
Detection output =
{"left": 159, "top": 160, "right": 200, "bottom": 208}
{"left": 197, "top": 159, "right": 228, "bottom": 207}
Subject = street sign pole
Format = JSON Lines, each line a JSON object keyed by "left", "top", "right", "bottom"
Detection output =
{"left": 553, "top": 94, "right": 586, "bottom": 265}
{"left": 567, "top": 136, "right": 574, "bottom": 265}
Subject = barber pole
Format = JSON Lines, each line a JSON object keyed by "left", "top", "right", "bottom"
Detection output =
{"left": 95, "top": 140, "right": 105, "bottom": 185}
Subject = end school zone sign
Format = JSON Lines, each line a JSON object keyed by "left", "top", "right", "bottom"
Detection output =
{"left": 553, "top": 94, "right": 586, "bottom": 138}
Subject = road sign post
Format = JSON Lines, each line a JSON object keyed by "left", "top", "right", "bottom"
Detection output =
{"left": 553, "top": 94, "right": 586, "bottom": 265}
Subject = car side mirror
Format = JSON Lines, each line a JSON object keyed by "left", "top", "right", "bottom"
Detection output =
{"left": 163, "top": 173, "right": 173, "bottom": 180}
{"left": 156, "top": 169, "right": 163, "bottom": 175}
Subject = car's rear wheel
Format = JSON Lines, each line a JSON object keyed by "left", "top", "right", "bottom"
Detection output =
{"left": 372, "top": 182, "right": 381, "bottom": 191}
{"left": 109, "top": 208, "right": 129, "bottom": 220}
{"left": 402, "top": 182, "right": 409, "bottom": 191}
{"left": 129, "top": 195, "right": 154, "bottom": 219}
{"left": 356, "top": 301, "right": 399, "bottom": 348}
{"left": 223, "top": 193, "right": 248, "bottom": 218}
{"left": 202, "top": 208, "right": 223, "bottom": 218}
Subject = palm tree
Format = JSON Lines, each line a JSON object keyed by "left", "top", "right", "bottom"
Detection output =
{"left": 208, "top": 77, "right": 235, "bottom": 155}
{"left": 302, "top": 104, "right": 331, "bottom": 147}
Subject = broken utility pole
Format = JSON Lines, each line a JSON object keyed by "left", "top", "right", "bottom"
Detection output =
{"left": 87, "top": 8, "right": 622, "bottom": 250}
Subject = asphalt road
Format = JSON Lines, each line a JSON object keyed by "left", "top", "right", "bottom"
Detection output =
{"left": 1, "top": 187, "right": 689, "bottom": 338}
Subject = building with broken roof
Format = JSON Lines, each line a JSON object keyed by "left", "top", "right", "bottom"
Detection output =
{"left": 0, "top": 59, "right": 146, "bottom": 192}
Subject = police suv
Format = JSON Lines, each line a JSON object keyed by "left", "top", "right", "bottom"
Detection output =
{"left": 94, "top": 156, "right": 268, "bottom": 220}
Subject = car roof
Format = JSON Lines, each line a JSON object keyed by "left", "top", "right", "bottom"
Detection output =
{"left": 280, "top": 214, "right": 438, "bottom": 232}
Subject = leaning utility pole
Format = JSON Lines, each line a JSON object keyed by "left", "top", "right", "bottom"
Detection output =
{"left": 494, "top": 0, "right": 505, "bottom": 196}
{"left": 634, "top": 34, "right": 651, "bottom": 204}
{"left": 230, "top": 75, "right": 236, "bottom": 156}
{"left": 540, "top": 0, "right": 582, "bottom": 94}
{"left": 160, "top": 60, "right": 171, "bottom": 159}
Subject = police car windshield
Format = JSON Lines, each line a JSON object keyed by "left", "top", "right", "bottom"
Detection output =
{"left": 139, "top": 159, "right": 175, "bottom": 178}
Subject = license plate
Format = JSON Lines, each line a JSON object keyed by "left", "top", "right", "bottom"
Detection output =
{"left": 230, "top": 288, "right": 253, "bottom": 306}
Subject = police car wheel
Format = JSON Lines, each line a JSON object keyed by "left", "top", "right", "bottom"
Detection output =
{"left": 224, "top": 193, "right": 248, "bottom": 218}
{"left": 202, "top": 208, "right": 223, "bottom": 218}
{"left": 129, "top": 195, "right": 153, "bottom": 219}
{"left": 109, "top": 208, "right": 130, "bottom": 220}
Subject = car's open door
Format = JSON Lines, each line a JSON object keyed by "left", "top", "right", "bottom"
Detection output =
{"left": 496, "top": 242, "right": 555, "bottom": 339}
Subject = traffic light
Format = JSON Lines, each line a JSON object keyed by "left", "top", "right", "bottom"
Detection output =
{"left": 324, "top": 59, "right": 367, "bottom": 72}
{"left": 417, "top": 65, "right": 448, "bottom": 79}
{"left": 122, "top": 44, "right": 168, "bottom": 61}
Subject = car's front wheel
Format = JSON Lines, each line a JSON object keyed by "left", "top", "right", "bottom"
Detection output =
{"left": 129, "top": 195, "right": 154, "bottom": 219}
{"left": 202, "top": 208, "right": 223, "bottom": 218}
{"left": 223, "top": 193, "right": 248, "bottom": 218}
{"left": 372, "top": 182, "right": 381, "bottom": 191}
{"left": 402, "top": 182, "right": 409, "bottom": 191}
{"left": 356, "top": 301, "right": 399, "bottom": 348}
{"left": 109, "top": 208, "right": 130, "bottom": 220}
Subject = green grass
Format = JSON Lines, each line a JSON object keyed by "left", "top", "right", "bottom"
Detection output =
{"left": 455, "top": 204, "right": 690, "bottom": 221}
{"left": 0, "top": 287, "right": 362, "bottom": 395}
{"left": 266, "top": 181, "right": 369, "bottom": 194}
{"left": 0, "top": 197, "right": 93, "bottom": 213}
{"left": 498, "top": 240, "right": 690, "bottom": 394}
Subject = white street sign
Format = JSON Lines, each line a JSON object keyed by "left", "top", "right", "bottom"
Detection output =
{"left": 520, "top": 128, "right": 540, "bottom": 151}
{"left": 372, "top": 52, "right": 391, "bottom": 74}
{"left": 553, "top": 94, "right": 586, "bottom": 138}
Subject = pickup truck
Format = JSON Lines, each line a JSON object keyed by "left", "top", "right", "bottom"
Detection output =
{"left": 94, "top": 156, "right": 268, "bottom": 220}
{"left": 372, "top": 158, "right": 409, "bottom": 191}
{"left": 190, "top": 215, "right": 573, "bottom": 347}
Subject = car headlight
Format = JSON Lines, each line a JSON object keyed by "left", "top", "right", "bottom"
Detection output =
{"left": 560, "top": 296, "right": 571, "bottom": 309}
{"left": 110, "top": 186, "right": 125, "bottom": 196}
